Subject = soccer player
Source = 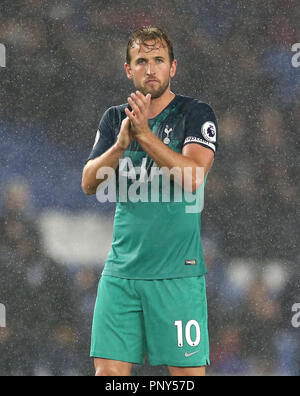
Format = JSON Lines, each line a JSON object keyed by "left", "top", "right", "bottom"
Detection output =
{"left": 82, "top": 26, "right": 219, "bottom": 376}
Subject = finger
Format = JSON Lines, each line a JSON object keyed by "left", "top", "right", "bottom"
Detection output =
{"left": 124, "top": 107, "right": 131, "bottom": 118}
{"left": 121, "top": 117, "right": 130, "bottom": 131}
{"left": 136, "top": 90, "right": 147, "bottom": 104}
{"left": 125, "top": 106, "right": 136, "bottom": 122}
{"left": 128, "top": 97, "right": 139, "bottom": 114}
{"left": 130, "top": 93, "right": 144, "bottom": 111}
{"left": 128, "top": 97, "right": 141, "bottom": 116}
{"left": 121, "top": 116, "right": 129, "bottom": 124}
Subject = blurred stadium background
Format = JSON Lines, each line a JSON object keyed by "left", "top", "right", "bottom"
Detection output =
{"left": 0, "top": 0, "right": 299, "bottom": 376}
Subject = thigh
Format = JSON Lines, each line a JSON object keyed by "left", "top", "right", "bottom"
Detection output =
{"left": 138, "top": 276, "right": 210, "bottom": 367}
{"left": 90, "top": 276, "right": 147, "bottom": 365}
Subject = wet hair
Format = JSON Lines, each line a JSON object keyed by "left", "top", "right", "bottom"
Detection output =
{"left": 126, "top": 26, "right": 175, "bottom": 65}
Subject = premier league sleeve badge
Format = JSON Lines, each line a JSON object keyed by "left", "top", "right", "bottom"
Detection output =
{"left": 201, "top": 122, "right": 217, "bottom": 143}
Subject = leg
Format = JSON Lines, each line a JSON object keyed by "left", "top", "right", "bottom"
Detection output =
{"left": 139, "top": 277, "right": 210, "bottom": 372}
{"left": 168, "top": 366, "right": 206, "bottom": 376}
{"left": 90, "top": 277, "right": 146, "bottom": 375}
{"left": 94, "top": 358, "right": 133, "bottom": 376}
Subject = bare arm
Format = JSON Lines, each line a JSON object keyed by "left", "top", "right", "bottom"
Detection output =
{"left": 125, "top": 91, "right": 214, "bottom": 192}
{"left": 136, "top": 131, "right": 214, "bottom": 192}
{"left": 81, "top": 117, "right": 133, "bottom": 195}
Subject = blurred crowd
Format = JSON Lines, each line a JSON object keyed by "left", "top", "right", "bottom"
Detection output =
{"left": 0, "top": 179, "right": 298, "bottom": 376}
{"left": 0, "top": 0, "right": 299, "bottom": 376}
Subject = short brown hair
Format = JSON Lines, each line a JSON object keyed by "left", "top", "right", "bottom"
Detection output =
{"left": 126, "top": 26, "right": 175, "bottom": 65}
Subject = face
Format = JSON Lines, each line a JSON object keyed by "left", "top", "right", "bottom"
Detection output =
{"left": 125, "top": 39, "right": 177, "bottom": 99}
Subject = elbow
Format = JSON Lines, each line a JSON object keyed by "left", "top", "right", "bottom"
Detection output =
{"left": 81, "top": 179, "right": 96, "bottom": 196}
{"left": 191, "top": 180, "right": 205, "bottom": 193}
{"left": 184, "top": 177, "right": 204, "bottom": 193}
{"left": 182, "top": 166, "right": 206, "bottom": 193}
{"left": 82, "top": 165, "right": 97, "bottom": 195}
{"left": 190, "top": 184, "right": 199, "bottom": 194}
{"left": 191, "top": 169, "right": 207, "bottom": 192}
{"left": 191, "top": 184, "right": 198, "bottom": 193}
{"left": 182, "top": 183, "right": 198, "bottom": 194}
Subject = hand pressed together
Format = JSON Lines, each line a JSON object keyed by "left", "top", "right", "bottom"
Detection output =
{"left": 116, "top": 117, "right": 134, "bottom": 150}
{"left": 125, "top": 91, "right": 152, "bottom": 136}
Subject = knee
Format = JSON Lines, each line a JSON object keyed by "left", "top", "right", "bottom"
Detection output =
{"left": 168, "top": 366, "right": 206, "bottom": 376}
{"left": 95, "top": 366, "right": 124, "bottom": 376}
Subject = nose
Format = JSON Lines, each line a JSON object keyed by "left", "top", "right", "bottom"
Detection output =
{"left": 146, "top": 61, "right": 156, "bottom": 75}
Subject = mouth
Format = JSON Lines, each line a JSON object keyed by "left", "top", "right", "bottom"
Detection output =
{"left": 146, "top": 79, "right": 159, "bottom": 84}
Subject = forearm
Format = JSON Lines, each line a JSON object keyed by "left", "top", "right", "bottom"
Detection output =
{"left": 136, "top": 129, "right": 205, "bottom": 192}
{"left": 82, "top": 142, "right": 125, "bottom": 195}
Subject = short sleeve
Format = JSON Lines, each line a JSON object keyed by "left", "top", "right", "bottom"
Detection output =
{"left": 183, "top": 102, "right": 219, "bottom": 155}
{"left": 86, "top": 107, "right": 116, "bottom": 162}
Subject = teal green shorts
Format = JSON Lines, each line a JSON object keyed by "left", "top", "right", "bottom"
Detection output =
{"left": 90, "top": 275, "right": 210, "bottom": 367}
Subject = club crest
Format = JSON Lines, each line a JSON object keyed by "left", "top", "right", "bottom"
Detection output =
{"left": 163, "top": 125, "right": 173, "bottom": 145}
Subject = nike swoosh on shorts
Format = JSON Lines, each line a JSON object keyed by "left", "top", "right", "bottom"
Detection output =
{"left": 184, "top": 350, "right": 201, "bottom": 358}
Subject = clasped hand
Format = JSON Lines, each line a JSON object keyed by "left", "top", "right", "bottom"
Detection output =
{"left": 125, "top": 91, "right": 151, "bottom": 136}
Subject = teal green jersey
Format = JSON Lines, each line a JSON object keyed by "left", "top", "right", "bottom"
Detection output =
{"left": 87, "top": 95, "right": 219, "bottom": 279}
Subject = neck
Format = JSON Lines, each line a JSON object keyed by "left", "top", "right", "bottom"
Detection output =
{"left": 148, "top": 89, "right": 176, "bottom": 119}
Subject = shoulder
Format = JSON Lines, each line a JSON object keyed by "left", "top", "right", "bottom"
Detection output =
{"left": 98, "top": 104, "right": 127, "bottom": 132}
{"left": 103, "top": 103, "right": 128, "bottom": 124}
{"left": 177, "top": 95, "right": 216, "bottom": 117}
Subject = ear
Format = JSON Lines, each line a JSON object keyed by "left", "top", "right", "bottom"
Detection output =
{"left": 124, "top": 63, "right": 133, "bottom": 80}
{"left": 170, "top": 60, "right": 177, "bottom": 79}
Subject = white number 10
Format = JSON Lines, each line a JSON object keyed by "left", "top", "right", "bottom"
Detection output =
{"left": 174, "top": 320, "right": 201, "bottom": 348}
